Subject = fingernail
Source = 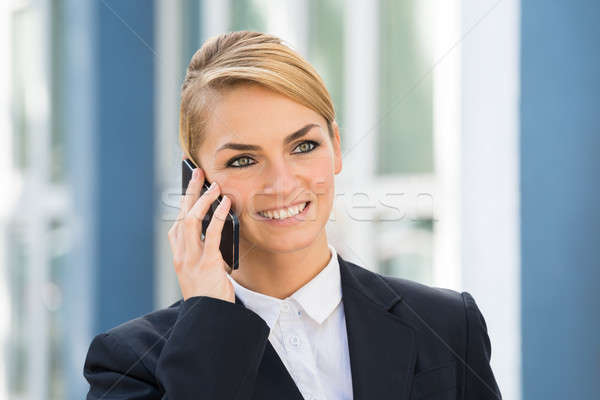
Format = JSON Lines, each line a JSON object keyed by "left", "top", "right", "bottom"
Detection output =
{"left": 209, "top": 181, "right": 217, "bottom": 190}
{"left": 192, "top": 169, "right": 199, "bottom": 180}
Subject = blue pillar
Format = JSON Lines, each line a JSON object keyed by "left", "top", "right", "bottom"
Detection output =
{"left": 64, "top": 1, "right": 155, "bottom": 398}
{"left": 521, "top": 1, "right": 600, "bottom": 398}
{"left": 95, "top": 0, "right": 156, "bottom": 333}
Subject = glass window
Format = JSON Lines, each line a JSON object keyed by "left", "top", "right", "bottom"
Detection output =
{"left": 7, "top": 7, "right": 35, "bottom": 396}
{"left": 50, "top": 0, "right": 66, "bottom": 184}
{"left": 376, "top": 217, "right": 433, "bottom": 284}
{"left": 6, "top": 221, "right": 28, "bottom": 397}
{"left": 307, "top": 0, "right": 345, "bottom": 133}
{"left": 11, "top": 7, "right": 33, "bottom": 172}
{"left": 47, "top": 217, "right": 68, "bottom": 400}
{"left": 6, "top": 3, "right": 71, "bottom": 398}
{"left": 377, "top": 0, "right": 434, "bottom": 175}
{"left": 230, "top": 0, "right": 267, "bottom": 32}
{"left": 181, "top": 0, "right": 203, "bottom": 73}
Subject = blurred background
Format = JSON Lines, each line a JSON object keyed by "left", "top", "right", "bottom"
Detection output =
{"left": 0, "top": 0, "right": 598, "bottom": 399}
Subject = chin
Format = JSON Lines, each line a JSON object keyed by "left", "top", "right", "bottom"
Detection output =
{"left": 266, "top": 237, "right": 314, "bottom": 254}
{"left": 245, "top": 225, "right": 324, "bottom": 254}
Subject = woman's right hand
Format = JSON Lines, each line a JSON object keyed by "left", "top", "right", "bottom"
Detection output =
{"left": 167, "top": 166, "right": 235, "bottom": 303}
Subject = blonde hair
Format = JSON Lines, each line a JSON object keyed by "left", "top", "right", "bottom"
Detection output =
{"left": 179, "top": 30, "right": 335, "bottom": 165}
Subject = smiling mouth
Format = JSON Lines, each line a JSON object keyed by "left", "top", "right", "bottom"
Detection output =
{"left": 257, "top": 201, "right": 310, "bottom": 220}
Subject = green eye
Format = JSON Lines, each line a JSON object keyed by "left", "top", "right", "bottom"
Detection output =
{"left": 229, "top": 156, "right": 256, "bottom": 168}
{"left": 293, "top": 140, "right": 319, "bottom": 153}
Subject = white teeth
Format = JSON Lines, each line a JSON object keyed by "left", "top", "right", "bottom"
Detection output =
{"left": 259, "top": 202, "right": 308, "bottom": 220}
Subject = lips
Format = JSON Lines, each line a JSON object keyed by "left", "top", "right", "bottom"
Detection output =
{"left": 258, "top": 200, "right": 310, "bottom": 214}
{"left": 257, "top": 201, "right": 310, "bottom": 220}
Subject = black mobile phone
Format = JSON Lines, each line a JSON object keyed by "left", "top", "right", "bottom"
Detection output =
{"left": 182, "top": 158, "right": 240, "bottom": 270}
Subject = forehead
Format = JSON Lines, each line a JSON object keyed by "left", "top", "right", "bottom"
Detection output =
{"left": 202, "top": 84, "right": 325, "bottom": 148}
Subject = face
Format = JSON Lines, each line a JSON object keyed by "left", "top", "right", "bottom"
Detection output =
{"left": 195, "top": 84, "right": 342, "bottom": 253}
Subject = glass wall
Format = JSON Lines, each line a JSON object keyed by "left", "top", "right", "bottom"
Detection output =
{"left": 374, "top": 0, "right": 435, "bottom": 283}
{"left": 377, "top": 0, "right": 434, "bottom": 175}
{"left": 4, "top": 1, "right": 73, "bottom": 398}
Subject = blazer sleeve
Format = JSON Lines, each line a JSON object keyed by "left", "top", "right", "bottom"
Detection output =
{"left": 84, "top": 296, "right": 271, "bottom": 400}
{"left": 84, "top": 332, "right": 163, "bottom": 399}
{"left": 461, "top": 292, "right": 502, "bottom": 400}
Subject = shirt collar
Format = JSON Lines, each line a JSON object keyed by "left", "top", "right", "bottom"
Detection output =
{"left": 227, "top": 243, "right": 342, "bottom": 328}
{"left": 291, "top": 243, "right": 342, "bottom": 324}
{"left": 228, "top": 275, "right": 283, "bottom": 329}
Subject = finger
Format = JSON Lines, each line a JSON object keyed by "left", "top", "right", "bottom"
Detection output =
{"left": 169, "top": 209, "right": 185, "bottom": 241}
{"left": 203, "top": 194, "right": 231, "bottom": 257}
{"left": 175, "top": 194, "right": 186, "bottom": 223}
{"left": 188, "top": 180, "right": 221, "bottom": 222}
{"left": 183, "top": 167, "right": 205, "bottom": 214}
{"left": 181, "top": 215, "right": 203, "bottom": 260}
{"left": 168, "top": 195, "right": 186, "bottom": 246}
{"left": 182, "top": 182, "right": 221, "bottom": 258}
{"left": 167, "top": 224, "right": 177, "bottom": 250}
{"left": 168, "top": 209, "right": 183, "bottom": 247}
{"left": 168, "top": 221, "right": 185, "bottom": 271}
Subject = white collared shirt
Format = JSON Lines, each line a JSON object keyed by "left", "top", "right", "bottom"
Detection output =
{"left": 227, "top": 244, "right": 353, "bottom": 400}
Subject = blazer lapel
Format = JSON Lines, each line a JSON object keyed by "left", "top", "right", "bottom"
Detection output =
{"left": 234, "top": 294, "right": 304, "bottom": 400}
{"left": 338, "top": 254, "right": 417, "bottom": 400}
{"left": 251, "top": 341, "right": 305, "bottom": 400}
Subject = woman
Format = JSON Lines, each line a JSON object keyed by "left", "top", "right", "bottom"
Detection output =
{"left": 84, "top": 31, "right": 502, "bottom": 400}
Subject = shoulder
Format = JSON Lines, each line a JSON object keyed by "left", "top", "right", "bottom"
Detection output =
{"left": 103, "top": 299, "right": 183, "bottom": 344}
{"left": 379, "top": 272, "right": 485, "bottom": 340}
{"left": 342, "top": 258, "right": 487, "bottom": 356}
{"left": 380, "top": 273, "right": 471, "bottom": 320}
{"left": 376, "top": 270, "right": 492, "bottom": 368}
{"left": 380, "top": 273, "right": 487, "bottom": 333}
{"left": 342, "top": 257, "right": 472, "bottom": 327}
{"left": 85, "top": 299, "right": 184, "bottom": 379}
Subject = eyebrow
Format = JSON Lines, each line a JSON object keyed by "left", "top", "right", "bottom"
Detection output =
{"left": 216, "top": 123, "right": 319, "bottom": 152}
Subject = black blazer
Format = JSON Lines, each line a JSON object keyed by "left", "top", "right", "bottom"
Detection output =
{"left": 84, "top": 253, "right": 502, "bottom": 399}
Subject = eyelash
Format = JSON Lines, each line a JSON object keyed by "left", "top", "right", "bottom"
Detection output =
{"left": 226, "top": 140, "right": 321, "bottom": 169}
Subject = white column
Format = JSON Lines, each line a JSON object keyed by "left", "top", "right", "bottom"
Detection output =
{"left": 432, "top": 0, "right": 462, "bottom": 290}
{"left": 0, "top": 2, "right": 14, "bottom": 398}
{"left": 262, "top": 0, "right": 309, "bottom": 58}
{"left": 338, "top": 0, "right": 378, "bottom": 270}
{"left": 201, "top": 0, "right": 231, "bottom": 41}
{"left": 460, "top": 1, "right": 521, "bottom": 399}
{"left": 154, "top": 0, "right": 184, "bottom": 308}
{"left": 24, "top": 0, "right": 51, "bottom": 398}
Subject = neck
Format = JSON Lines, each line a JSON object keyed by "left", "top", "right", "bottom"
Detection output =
{"left": 230, "top": 229, "right": 332, "bottom": 299}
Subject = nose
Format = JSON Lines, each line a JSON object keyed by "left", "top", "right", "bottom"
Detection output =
{"left": 262, "top": 158, "right": 300, "bottom": 201}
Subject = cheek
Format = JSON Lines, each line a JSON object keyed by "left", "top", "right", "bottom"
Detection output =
{"left": 218, "top": 177, "right": 253, "bottom": 216}
{"left": 306, "top": 158, "right": 335, "bottom": 197}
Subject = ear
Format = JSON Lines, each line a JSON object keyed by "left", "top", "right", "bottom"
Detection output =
{"left": 331, "top": 120, "right": 342, "bottom": 175}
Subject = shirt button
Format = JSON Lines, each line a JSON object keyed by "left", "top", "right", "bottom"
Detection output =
{"left": 288, "top": 335, "right": 301, "bottom": 348}
{"left": 281, "top": 302, "right": 290, "bottom": 312}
